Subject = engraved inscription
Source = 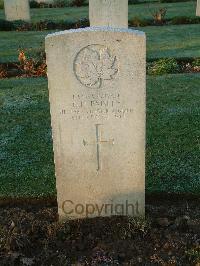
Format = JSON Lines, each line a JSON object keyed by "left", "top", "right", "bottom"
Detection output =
{"left": 83, "top": 124, "right": 114, "bottom": 171}
{"left": 74, "top": 45, "right": 118, "bottom": 89}
{"left": 60, "top": 92, "right": 134, "bottom": 120}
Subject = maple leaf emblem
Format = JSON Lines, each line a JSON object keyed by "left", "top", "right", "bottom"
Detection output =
{"left": 74, "top": 45, "right": 118, "bottom": 89}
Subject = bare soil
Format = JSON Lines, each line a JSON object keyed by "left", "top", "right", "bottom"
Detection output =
{"left": 0, "top": 197, "right": 199, "bottom": 265}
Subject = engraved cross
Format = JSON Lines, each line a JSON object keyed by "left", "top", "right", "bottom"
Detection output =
{"left": 83, "top": 124, "right": 114, "bottom": 171}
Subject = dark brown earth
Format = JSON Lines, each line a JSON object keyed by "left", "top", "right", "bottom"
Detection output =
{"left": 0, "top": 197, "right": 199, "bottom": 265}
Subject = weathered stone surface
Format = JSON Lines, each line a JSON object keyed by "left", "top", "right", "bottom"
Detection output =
{"left": 89, "top": 0, "right": 128, "bottom": 28}
{"left": 4, "top": 0, "right": 30, "bottom": 21}
{"left": 197, "top": 0, "right": 200, "bottom": 16}
{"left": 46, "top": 27, "right": 146, "bottom": 220}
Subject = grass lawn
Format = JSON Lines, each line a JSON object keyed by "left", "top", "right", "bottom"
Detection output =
{"left": 0, "top": 24, "right": 199, "bottom": 63}
{"left": 0, "top": 77, "right": 55, "bottom": 198}
{"left": 0, "top": 74, "right": 199, "bottom": 197}
{"left": 147, "top": 74, "right": 200, "bottom": 195}
{"left": 144, "top": 24, "right": 200, "bottom": 59}
{"left": 0, "top": 2, "right": 196, "bottom": 22}
{"left": 0, "top": 31, "right": 51, "bottom": 63}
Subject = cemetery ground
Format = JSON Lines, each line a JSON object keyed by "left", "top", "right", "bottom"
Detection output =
{"left": 0, "top": 2, "right": 197, "bottom": 22}
{"left": 0, "top": 199, "right": 199, "bottom": 265}
{"left": 0, "top": 74, "right": 200, "bottom": 198}
{"left": 0, "top": 2, "right": 200, "bottom": 266}
{"left": 0, "top": 74, "right": 200, "bottom": 264}
{"left": 0, "top": 24, "right": 200, "bottom": 63}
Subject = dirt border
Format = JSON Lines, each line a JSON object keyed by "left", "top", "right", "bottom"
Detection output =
{"left": 0, "top": 192, "right": 199, "bottom": 208}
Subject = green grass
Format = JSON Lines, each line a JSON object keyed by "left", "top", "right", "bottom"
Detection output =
{"left": 0, "top": 31, "right": 51, "bottom": 63}
{"left": 0, "top": 24, "right": 199, "bottom": 63}
{"left": 0, "top": 78, "right": 55, "bottom": 197}
{"left": 0, "top": 0, "right": 159, "bottom": 9}
{"left": 129, "top": 1, "right": 196, "bottom": 20}
{"left": 147, "top": 74, "right": 200, "bottom": 194}
{"left": 0, "top": 2, "right": 196, "bottom": 21}
{"left": 144, "top": 24, "right": 200, "bottom": 59}
{"left": 0, "top": 74, "right": 199, "bottom": 197}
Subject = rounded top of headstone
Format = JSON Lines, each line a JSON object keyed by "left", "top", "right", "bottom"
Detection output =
{"left": 45, "top": 27, "right": 145, "bottom": 40}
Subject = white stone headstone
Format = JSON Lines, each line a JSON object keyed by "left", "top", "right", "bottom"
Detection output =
{"left": 4, "top": 0, "right": 30, "bottom": 21}
{"left": 46, "top": 27, "right": 146, "bottom": 220}
{"left": 197, "top": 0, "right": 200, "bottom": 16}
{"left": 89, "top": 0, "right": 128, "bottom": 28}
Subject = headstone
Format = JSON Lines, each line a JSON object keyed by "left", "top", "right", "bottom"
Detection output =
{"left": 89, "top": 0, "right": 128, "bottom": 28}
{"left": 46, "top": 27, "right": 146, "bottom": 220}
{"left": 197, "top": 0, "right": 200, "bottom": 16}
{"left": 4, "top": 0, "right": 30, "bottom": 21}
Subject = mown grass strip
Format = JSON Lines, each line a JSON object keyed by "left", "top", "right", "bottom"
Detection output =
{"left": 0, "top": 24, "right": 199, "bottom": 63}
